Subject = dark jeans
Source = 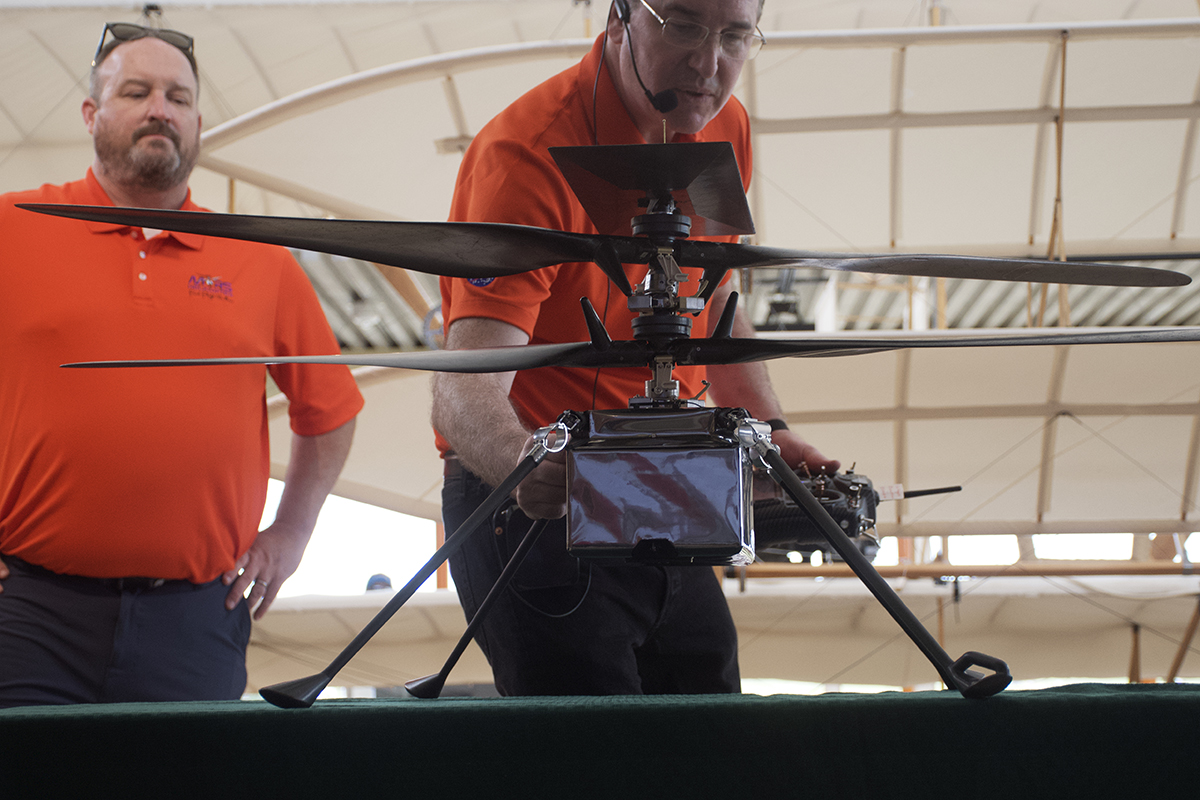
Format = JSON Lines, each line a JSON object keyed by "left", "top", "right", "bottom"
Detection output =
{"left": 0, "top": 556, "right": 251, "bottom": 708}
{"left": 442, "top": 464, "right": 740, "bottom": 696}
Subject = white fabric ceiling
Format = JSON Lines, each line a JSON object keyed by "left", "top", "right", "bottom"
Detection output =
{"left": 5, "top": 0, "right": 1200, "bottom": 258}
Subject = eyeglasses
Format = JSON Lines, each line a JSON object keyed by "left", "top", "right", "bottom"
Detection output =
{"left": 92, "top": 22, "right": 195, "bottom": 68}
{"left": 637, "top": 0, "right": 765, "bottom": 61}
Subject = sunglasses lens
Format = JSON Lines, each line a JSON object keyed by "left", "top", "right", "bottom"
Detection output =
{"left": 108, "top": 23, "right": 149, "bottom": 42}
{"left": 155, "top": 30, "right": 194, "bottom": 51}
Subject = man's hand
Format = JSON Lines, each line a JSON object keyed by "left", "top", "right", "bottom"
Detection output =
{"left": 221, "top": 418, "right": 355, "bottom": 620}
{"left": 514, "top": 441, "right": 568, "bottom": 520}
{"left": 772, "top": 428, "right": 841, "bottom": 476}
{"left": 0, "top": 555, "right": 8, "bottom": 594}
{"left": 222, "top": 521, "right": 310, "bottom": 619}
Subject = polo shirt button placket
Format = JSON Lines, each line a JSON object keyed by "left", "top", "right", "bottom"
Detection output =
{"left": 133, "top": 234, "right": 152, "bottom": 299}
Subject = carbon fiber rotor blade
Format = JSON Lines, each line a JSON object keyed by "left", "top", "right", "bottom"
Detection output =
{"left": 17, "top": 204, "right": 621, "bottom": 279}
{"left": 20, "top": 204, "right": 1190, "bottom": 288}
{"left": 667, "top": 326, "right": 1200, "bottom": 365}
{"left": 62, "top": 343, "right": 601, "bottom": 373}
{"left": 674, "top": 241, "right": 1191, "bottom": 287}
{"left": 62, "top": 328, "right": 1200, "bottom": 374}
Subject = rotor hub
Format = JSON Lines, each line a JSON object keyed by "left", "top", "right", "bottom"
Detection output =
{"left": 630, "top": 311, "right": 692, "bottom": 340}
{"left": 631, "top": 211, "right": 692, "bottom": 241}
{"left": 631, "top": 191, "right": 692, "bottom": 242}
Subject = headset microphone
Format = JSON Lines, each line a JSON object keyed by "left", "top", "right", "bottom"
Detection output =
{"left": 644, "top": 84, "right": 678, "bottom": 113}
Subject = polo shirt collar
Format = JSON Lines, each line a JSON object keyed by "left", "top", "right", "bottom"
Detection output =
{"left": 80, "top": 167, "right": 206, "bottom": 251}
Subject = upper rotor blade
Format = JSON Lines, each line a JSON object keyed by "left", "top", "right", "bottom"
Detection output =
{"left": 21, "top": 204, "right": 1189, "bottom": 288}
{"left": 674, "top": 241, "right": 1191, "bottom": 287}
{"left": 17, "top": 204, "right": 608, "bottom": 279}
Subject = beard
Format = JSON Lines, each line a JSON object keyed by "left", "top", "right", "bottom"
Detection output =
{"left": 93, "top": 118, "right": 200, "bottom": 193}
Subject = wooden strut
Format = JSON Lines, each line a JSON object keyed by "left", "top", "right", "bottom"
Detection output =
{"left": 1129, "top": 623, "right": 1141, "bottom": 683}
{"left": 1166, "top": 595, "right": 1200, "bottom": 682}
{"left": 435, "top": 522, "right": 448, "bottom": 590}
{"left": 1035, "top": 32, "right": 1071, "bottom": 328}
{"left": 929, "top": 3, "right": 947, "bottom": 330}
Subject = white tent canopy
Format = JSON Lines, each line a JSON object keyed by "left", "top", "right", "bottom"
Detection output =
{"left": 6, "top": 0, "right": 1200, "bottom": 259}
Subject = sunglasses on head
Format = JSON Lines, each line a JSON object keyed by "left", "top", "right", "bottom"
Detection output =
{"left": 92, "top": 22, "right": 195, "bottom": 68}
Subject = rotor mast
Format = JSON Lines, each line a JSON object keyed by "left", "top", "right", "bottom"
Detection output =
{"left": 627, "top": 190, "right": 707, "bottom": 408}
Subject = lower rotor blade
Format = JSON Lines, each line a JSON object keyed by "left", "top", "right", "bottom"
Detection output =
{"left": 62, "top": 343, "right": 600, "bottom": 373}
{"left": 62, "top": 328, "right": 1200, "bottom": 374}
{"left": 17, "top": 204, "right": 608, "bottom": 279}
{"left": 675, "top": 241, "right": 1191, "bottom": 287}
{"left": 671, "top": 326, "right": 1200, "bottom": 365}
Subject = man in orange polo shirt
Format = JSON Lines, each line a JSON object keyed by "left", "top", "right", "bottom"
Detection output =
{"left": 0, "top": 24, "right": 363, "bottom": 707}
{"left": 433, "top": 0, "right": 837, "bottom": 695}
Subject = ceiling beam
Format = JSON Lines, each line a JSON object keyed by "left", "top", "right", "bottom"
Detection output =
{"left": 1170, "top": 67, "right": 1200, "bottom": 238}
{"left": 741, "top": 559, "right": 1197, "bottom": 578}
{"left": 762, "top": 18, "right": 1200, "bottom": 49}
{"left": 1028, "top": 39, "right": 1062, "bottom": 246}
{"left": 200, "top": 40, "right": 591, "bottom": 152}
{"left": 745, "top": 60, "right": 763, "bottom": 244}
{"left": 1036, "top": 348, "right": 1070, "bottom": 523}
{"left": 784, "top": 399, "right": 1200, "bottom": 424}
{"left": 196, "top": 154, "right": 397, "bottom": 219}
{"left": 889, "top": 46, "right": 905, "bottom": 249}
{"left": 894, "top": 349, "right": 911, "bottom": 526}
{"left": 1182, "top": 384, "right": 1200, "bottom": 523}
{"left": 752, "top": 102, "right": 1200, "bottom": 137}
{"left": 882, "top": 518, "right": 1200, "bottom": 536}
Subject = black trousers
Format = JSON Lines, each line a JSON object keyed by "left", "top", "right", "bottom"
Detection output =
{"left": 442, "top": 464, "right": 740, "bottom": 696}
{"left": 0, "top": 556, "right": 251, "bottom": 708}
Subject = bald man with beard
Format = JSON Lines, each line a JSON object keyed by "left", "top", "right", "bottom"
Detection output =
{"left": 0, "top": 25, "right": 363, "bottom": 707}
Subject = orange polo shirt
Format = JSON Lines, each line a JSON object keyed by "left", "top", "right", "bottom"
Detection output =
{"left": 0, "top": 170, "right": 364, "bottom": 582}
{"left": 437, "top": 35, "right": 752, "bottom": 454}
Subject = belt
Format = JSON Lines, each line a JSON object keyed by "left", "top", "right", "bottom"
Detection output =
{"left": 106, "top": 576, "right": 169, "bottom": 591}
{"left": 3, "top": 555, "right": 180, "bottom": 593}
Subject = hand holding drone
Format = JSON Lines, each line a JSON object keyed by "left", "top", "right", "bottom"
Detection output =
{"left": 753, "top": 468, "right": 962, "bottom": 563}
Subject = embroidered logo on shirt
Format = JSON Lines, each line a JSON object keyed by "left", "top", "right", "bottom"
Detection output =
{"left": 468, "top": 277, "right": 495, "bottom": 288}
{"left": 188, "top": 274, "right": 233, "bottom": 301}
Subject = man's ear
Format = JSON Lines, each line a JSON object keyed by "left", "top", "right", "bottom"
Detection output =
{"left": 81, "top": 96, "right": 98, "bottom": 134}
{"left": 607, "top": 1, "right": 627, "bottom": 46}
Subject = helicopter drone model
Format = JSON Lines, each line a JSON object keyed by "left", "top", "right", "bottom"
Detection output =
{"left": 20, "top": 140, "right": 1200, "bottom": 705}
